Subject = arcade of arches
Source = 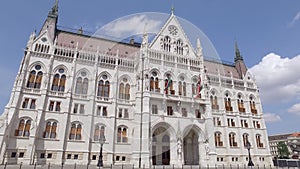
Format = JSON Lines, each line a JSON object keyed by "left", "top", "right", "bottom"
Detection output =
{"left": 151, "top": 124, "right": 202, "bottom": 165}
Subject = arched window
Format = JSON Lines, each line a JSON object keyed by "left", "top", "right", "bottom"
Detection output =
{"left": 94, "top": 124, "right": 105, "bottom": 141}
{"left": 178, "top": 76, "right": 186, "bottom": 96}
{"left": 210, "top": 90, "right": 219, "bottom": 110}
{"left": 15, "top": 119, "right": 31, "bottom": 137}
{"left": 117, "top": 126, "right": 128, "bottom": 143}
{"left": 224, "top": 93, "right": 232, "bottom": 112}
{"left": 150, "top": 71, "right": 160, "bottom": 92}
{"left": 242, "top": 133, "right": 249, "bottom": 147}
{"left": 43, "top": 121, "right": 57, "bottom": 139}
{"left": 26, "top": 65, "right": 43, "bottom": 89}
{"left": 69, "top": 122, "right": 82, "bottom": 140}
{"left": 119, "top": 77, "right": 130, "bottom": 100}
{"left": 192, "top": 77, "right": 198, "bottom": 96}
{"left": 237, "top": 94, "right": 245, "bottom": 113}
{"left": 163, "top": 36, "right": 171, "bottom": 52}
{"left": 250, "top": 96, "right": 257, "bottom": 114}
{"left": 229, "top": 133, "right": 237, "bottom": 147}
{"left": 51, "top": 68, "right": 66, "bottom": 92}
{"left": 97, "top": 74, "right": 110, "bottom": 99}
{"left": 214, "top": 132, "right": 223, "bottom": 147}
{"left": 176, "top": 39, "right": 184, "bottom": 55}
{"left": 75, "top": 71, "right": 88, "bottom": 95}
{"left": 256, "top": 134, "right": 263, "bottom": 148}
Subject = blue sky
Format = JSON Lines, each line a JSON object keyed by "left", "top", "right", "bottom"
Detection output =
{"left": 0, "top": 0, "right": 300, "bottom": 135}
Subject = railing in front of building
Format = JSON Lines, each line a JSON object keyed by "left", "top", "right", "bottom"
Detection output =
{"left": 1, "top": 162, "right": 290, "bottom": 169}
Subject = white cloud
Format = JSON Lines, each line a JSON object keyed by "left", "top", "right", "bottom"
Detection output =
{"left": 289, "top": 11, "right": 300, "bottom": 27}
{"left": 263, "top": 113, "right": 282, "bottom": 123}
{"left": 288, "top": 103, "right": 300, "bottom": 115}
{"left": 97, "top": 14, "right": 162, "bottom": 39}
{"left": 249, "top": 53, "right": 300, "bottom": 104}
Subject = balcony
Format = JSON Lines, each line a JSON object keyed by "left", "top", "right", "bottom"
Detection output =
{"left": 212, "top": 105, "right": 219, "bottom": 110}
{"left": 238, "top": 107, "right": 246, "bottom": 113}
{"left": 226, "top": 106, "right": 233, "bottom": 112}
{"left": 251, "top": 109, "right": 257, "bottom": 114}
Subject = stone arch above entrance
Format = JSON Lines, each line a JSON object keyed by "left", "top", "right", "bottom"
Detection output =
{"left": 182, "top": 125, "right": 204, "bottom": 165}
{"left": 151, "top": 123, "right": 176, "bottom": 166}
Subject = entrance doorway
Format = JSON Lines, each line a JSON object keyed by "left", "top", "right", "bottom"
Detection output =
{"left": 183, "top": 129, "right": 199, "bottom": 165}
{"left": 152, "top": 127, "right": 170, "bottom": 165}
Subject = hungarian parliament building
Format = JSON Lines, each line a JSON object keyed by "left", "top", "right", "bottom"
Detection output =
{"left": 0, "top": 1, "right": 273, "bottom": 167}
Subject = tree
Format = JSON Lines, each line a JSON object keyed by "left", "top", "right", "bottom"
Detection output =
{"left": 277, "top": 141, "right": 290, "bottom": 159}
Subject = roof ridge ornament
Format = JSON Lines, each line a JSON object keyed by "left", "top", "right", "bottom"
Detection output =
{"left": 171, "top": 5, "right": 175, "bottom": 15}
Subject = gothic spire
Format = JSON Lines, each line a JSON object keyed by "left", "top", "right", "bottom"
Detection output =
{"left": 48, "top": 0, "right": 59, "bottom": 18}
{"left": 234, "top": 41, "right": 243, "bottom": 62}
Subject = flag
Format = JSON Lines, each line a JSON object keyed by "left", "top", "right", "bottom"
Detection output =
{"left": 164, "top": 76, "right": 172, "bottom": 91}
{"left": 194, "top": 75, "right": 203, "bottom": 99}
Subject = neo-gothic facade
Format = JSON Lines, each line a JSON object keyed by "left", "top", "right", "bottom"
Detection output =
{"left": 0, "top": 1, "right": 273, "bottom": 167}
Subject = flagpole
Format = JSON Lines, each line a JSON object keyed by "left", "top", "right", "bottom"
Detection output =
{"left": 139, "top": 56, "right": 144, "bottom": 168}
{"left": 112, "top": 49, "right": 119, "bottom": 165}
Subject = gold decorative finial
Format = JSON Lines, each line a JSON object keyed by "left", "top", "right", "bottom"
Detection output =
{"left": 171, "top": 5, "right": 175, "bottom": 15}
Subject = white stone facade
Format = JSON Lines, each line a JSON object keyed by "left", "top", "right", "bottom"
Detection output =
{"left": 0, "top": 2, "right": 273, "bottom": 167}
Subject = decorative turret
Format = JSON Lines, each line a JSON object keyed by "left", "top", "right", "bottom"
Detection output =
{"left": 234, "top": 41, "right": 243, "bottom": 62}
{"left": 196, "top": 38, "right": 203, "bottom": 58}
{"left": 39, "top": 0, "right": 59, "bottom": 43}
{"left": 234, "top": 41, "right": 247, "bottom": 78}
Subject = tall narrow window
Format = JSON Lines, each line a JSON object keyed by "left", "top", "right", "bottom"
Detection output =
{"left": 75, "top": 71, "right": 88, "bottom": 95}
{"left": 43, "top": 121, "right": 57, "bottom": 139}
{"left": 176, "top": 39, "right": 184, "bottom": 55}
{"left": 215, "top": 132, "right": 223, "bottom": 147}
{"left": 229, "top": 133, "right": 237, "bottom": 147}
{"left": 117, "top": 126, "right": 128, "bottom": 143}
{"left": 163, "top": 36, "right": 171, "bottom": 52}
{"left": 15, "top": 119, "right": 25, "bottom": 136}
{"left": 26, "top": 65, "right": 43, "bottom": 89}
{"left": 256, "top": 134, "right": 263, "bottom": 148}
{"left": 119, "top": 77, "right": 130, "bottom": 100}
{"left": 250, "top": 96, "right": 257, "bottom": 114}
{"left": 150, "top": 71, "right": 160, "bottom": 93}
{"left": 210, "top": 91, "right": 219, "bottom": 110}
{"left": 242, "top": 133, "right": 249, "bottom": 147}
{"left": 94, "top": 124, "right": 106, "bottom": 141}
{"left": 237, "top": 94, "right": 245, "bottom": 113}
{"left": 69, "top": 122, "right": 82, "bottom": 141}
{"left": 97, "top": 74, "right": 110, "bottom": 99}
{"left": 224, "top": 93, "right": 232, "bottom": 112}
{"left": 178, "top": 76, "right": 186, "bottom": 96}
{"left": 167, "top": 106, "right": 173, "bottom": 116}
{"left": 51, "top": 68, "right": 66, "bottom": 92}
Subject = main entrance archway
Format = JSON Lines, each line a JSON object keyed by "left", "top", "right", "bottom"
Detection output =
{"left": 183, "top": 129, "right": 199, "bottom": 165}
{"left": 152, "top": 127, "right": 170, "bottom": 165}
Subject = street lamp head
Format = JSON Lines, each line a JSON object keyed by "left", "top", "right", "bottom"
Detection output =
{"left": 246, "top": 141, "right": 251, "bottom": 150}
{"left": 99, "top": 135, "right": 106, "bottom": 144}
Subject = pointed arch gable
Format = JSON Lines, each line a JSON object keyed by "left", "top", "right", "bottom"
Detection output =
{"left": 182, "top": 124, "right": 204, "bottom": 138}
{"left": 76, "top": 68, "right": 91, "bottom": 77}
{"left": 98, "top": 71, "right": 112, "bottom": 80}
{"left": 52, "top": 65, "right": 69, "bottom": 74}
{"left": 119, "top": 74, "right": 133, "bottom": 84}
{"left": 152, "top": 122, "right": 176, "bottom": 141}
{"left": 28, "top": 62, "right": 47, "bottom": 72}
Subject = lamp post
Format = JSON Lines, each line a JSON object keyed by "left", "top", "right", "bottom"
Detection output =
{"left": 97, "top": 135, "right": 106, "bottom": 167}
{"left": 246, "top": 141, "right": 254, "bottom": 167}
